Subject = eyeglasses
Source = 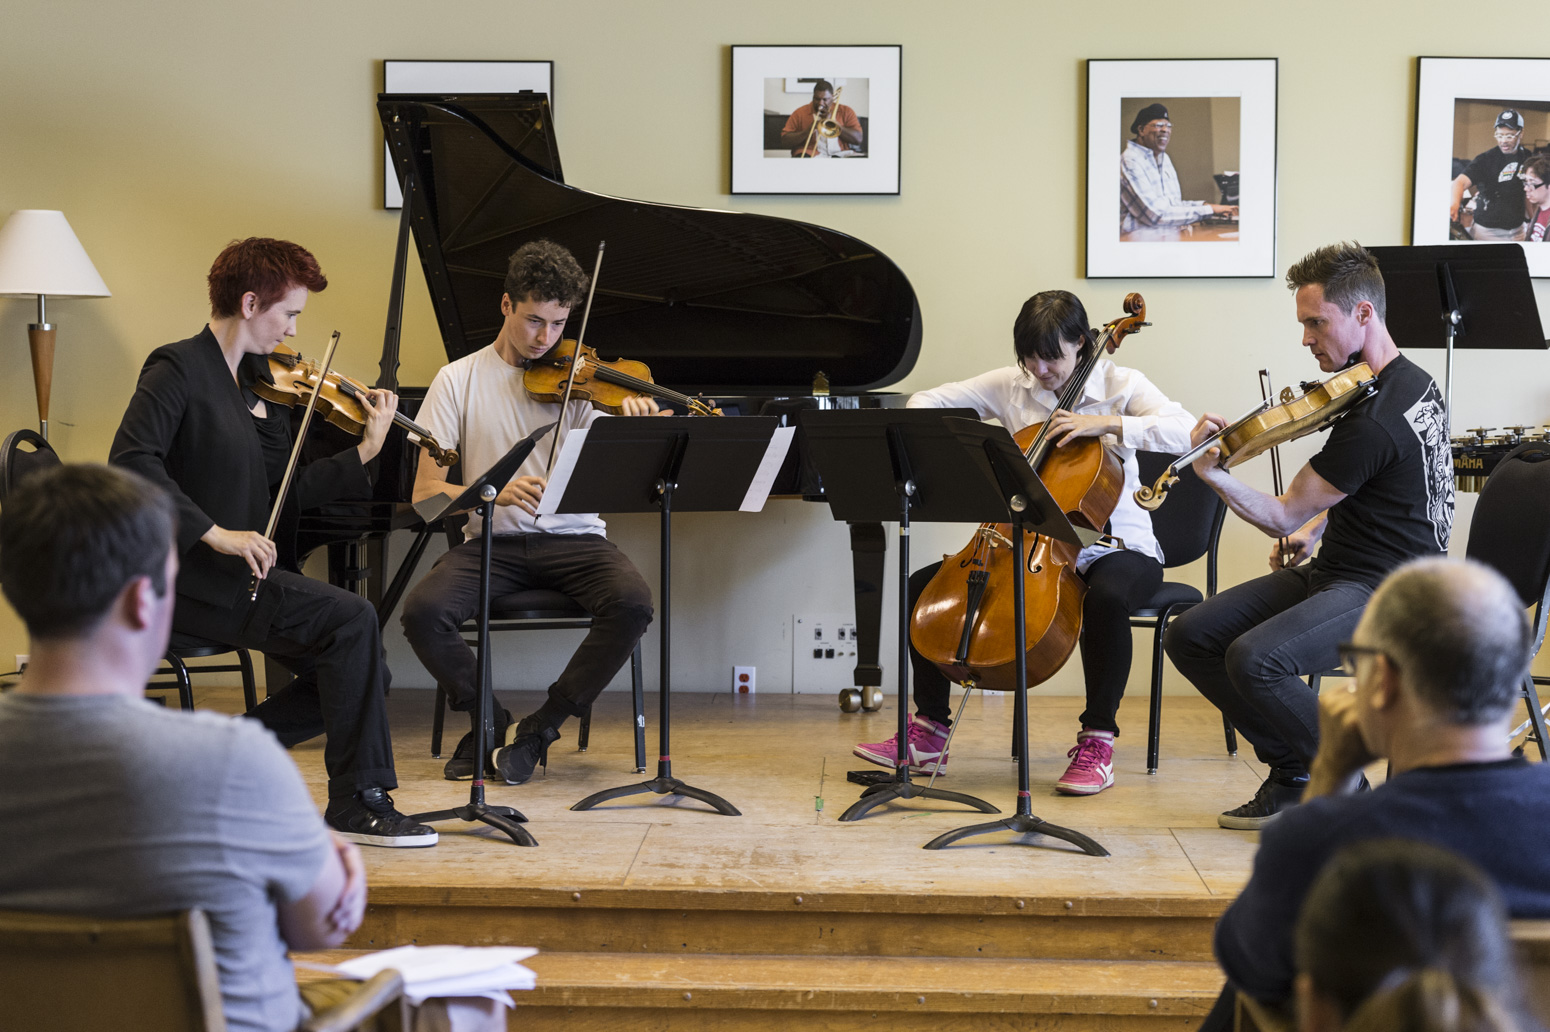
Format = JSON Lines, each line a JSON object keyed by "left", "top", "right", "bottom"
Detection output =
{"left": 1526, "top": 179, "right": 1548, "bottom": 191}
{"left": 1144, "top": 121, "right": 1173, "bottom": 130}
{"left": 1336, "top": 642, "right": 1388, "bottom": 677}
{"left": 1495, "top": 130, "right": 1522, "bottom": 141}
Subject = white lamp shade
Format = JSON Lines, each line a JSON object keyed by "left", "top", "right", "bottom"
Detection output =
{"left": 0, "top": 210, "right": 110, "bottom": 299}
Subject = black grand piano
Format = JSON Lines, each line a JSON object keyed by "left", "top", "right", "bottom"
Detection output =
{"left": 292, "top": 91, "right": 924, "bottom": 704}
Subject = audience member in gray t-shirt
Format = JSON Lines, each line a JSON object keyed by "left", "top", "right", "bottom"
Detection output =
{"left": 0, "top": 463, "right": 365, "bottom": 1032}
{"left": 0, "top": 694, "right": 331, "bottom": 1032}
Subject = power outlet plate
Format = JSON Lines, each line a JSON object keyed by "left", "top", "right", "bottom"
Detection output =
{"left": 791, "top": 613, "right": 857, "bottom": 693}
{"left": 14, "top": 654, "right": 27, "bottom": 674}
{"left": 733, "top": 665, "right": 756, "bottom": 694}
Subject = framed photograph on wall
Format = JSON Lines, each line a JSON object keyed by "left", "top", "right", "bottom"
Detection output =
{"left": 381, "top": 59, "right": 553, "bottom": 208}
{"left": 730, "top": 45, "right": 901, "bottom": 195}
{"left": 1412, "top": 57, "right": 1550, "bottom": 275}
{"left": 1086, "top": 58, "right": 1277, "bottom": 279}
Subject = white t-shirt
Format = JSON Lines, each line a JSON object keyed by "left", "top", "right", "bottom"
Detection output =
{"left": 417, "top": 344, "right": 607, "bottom": 540}
{"left": 907, "top": 360, "right": 1194, "bottom": 570}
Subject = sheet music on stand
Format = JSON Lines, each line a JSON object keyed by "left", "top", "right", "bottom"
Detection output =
{"left": 537, "top": 422, "right": 795, "bottom": 515}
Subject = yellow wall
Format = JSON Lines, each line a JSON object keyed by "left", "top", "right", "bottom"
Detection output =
{"left": 4, "top": 0, "right": 1550, "bottom": 697}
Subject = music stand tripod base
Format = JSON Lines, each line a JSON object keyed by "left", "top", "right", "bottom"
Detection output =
{"left": 922, "top": 809, "right": 1110, "bottom": 854}
{"left": 572, "top": 764, "right": 741, "bottom": 816}
{"left": 407, "top": 424, "right": 555, "bottom": 848}
{"left": 838, "top": 773, "right": 1000, "bottom": 822}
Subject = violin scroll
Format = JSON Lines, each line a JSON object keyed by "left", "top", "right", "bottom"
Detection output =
{"left": 1132, "top": 469, "right": 1176, "bottom": 511}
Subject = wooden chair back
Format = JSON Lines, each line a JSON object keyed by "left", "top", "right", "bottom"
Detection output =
{"left": 0, "top": 907, "right": 225, "bottom": 1031}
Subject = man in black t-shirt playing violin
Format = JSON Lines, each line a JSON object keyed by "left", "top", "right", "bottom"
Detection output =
{"left": 1164, "top": 242, "right": 1454, "bottom": 831}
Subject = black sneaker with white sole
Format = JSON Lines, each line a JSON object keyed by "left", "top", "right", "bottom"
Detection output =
{"left": 442, "top": 706, "right": 512, "bottom": 781}
{"left": 1218, "top": 773, "right": 1310, "bottom": 830}
{"left": 325, "top": 787, "right": 438, "bottom": 847}
{"left": 493, "top": 715, "right": 561, "bottom": 785}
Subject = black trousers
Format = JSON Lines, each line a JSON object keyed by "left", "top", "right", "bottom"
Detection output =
{"left": 400, "top": 533, "right": 653, "bottom": 720}
{"left": 1163, "top": 565, "right": 1372, "bottom": 776}
{"left": 909, "top": 549, "right": 1163, "bottom": 734}
{"left": 173, "top": 570, "right": 397, "bottom": 800}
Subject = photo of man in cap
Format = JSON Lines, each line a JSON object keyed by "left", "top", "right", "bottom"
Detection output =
{"left": 1120, "top": 101, "right": 1238, "bottom": 236}
{"left": 1450, "top": 108, "right": 1532, "bottom": 240}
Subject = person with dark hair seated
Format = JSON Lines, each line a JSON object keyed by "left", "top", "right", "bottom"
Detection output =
{"left": 851, "top": 289, "right": 1194, "bottom": 793}
{"left": 401, "top": 239, "right": 663, "bottom": 787}
{"left": 1199, "top": 557, "right": 1550, "bottom": 1032}
{"left": 0, "top": 465, "right": 367, "bottom": 1030}
{"left": 1294, "top": 839, "right": 1532, "bottom": 1032}
{"left": 110, "top": 237, "right": 433, "bottom": 847}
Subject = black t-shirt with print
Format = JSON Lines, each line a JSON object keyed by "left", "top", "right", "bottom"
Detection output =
{"left": 1463, "top": 146, "right": 1531, "bottom": 229}
{"left": 1307, "top": 354, "right": 1454, "bottom": 587}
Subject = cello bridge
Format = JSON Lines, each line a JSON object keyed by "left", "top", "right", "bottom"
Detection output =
{"left": 977, "top": 527, "right": 1013, "bottom": 549}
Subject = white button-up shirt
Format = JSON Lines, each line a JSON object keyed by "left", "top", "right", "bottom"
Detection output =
{"left": 907, "top": 360, "right": 1194, "bottom": 570}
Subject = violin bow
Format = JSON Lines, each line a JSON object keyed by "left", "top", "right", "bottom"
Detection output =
{"left": 1259, "top": 369, "right": 1290, "bottom": 568}
{"left": 250, "top": 330, "right": 341, "bottom": 600}
{"left": 542, "top": 240, "right": 606, "bottom": 478}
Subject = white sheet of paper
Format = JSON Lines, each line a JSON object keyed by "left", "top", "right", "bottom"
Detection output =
{"left": 739, "top": 425, "right": 796, "bottom": 511}
{"left": 534, "top": 428, "right": 588, "bottom": 516}
{"left": 336, "top": 944, "right": 537, "bottom": 978}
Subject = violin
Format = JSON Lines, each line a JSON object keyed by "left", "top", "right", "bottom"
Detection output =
{"left": 1134, "top": 362, "right": 1379, "bottom": 510}
{"left": 523, "top": 339, "right": 721, "bottom": 416}
{"left": 254, "top": 343, "right": 459, "bottom": 467}
{"left": 909, "top": 294, "right": 1149, "bottom": 692}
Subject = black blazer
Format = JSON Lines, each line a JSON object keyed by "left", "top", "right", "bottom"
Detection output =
{"left": 110, "top": 328, "right": 371, "bottom": 610}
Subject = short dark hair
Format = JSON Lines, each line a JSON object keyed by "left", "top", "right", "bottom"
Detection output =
{"left": 1364, "top": 559, "right": 1531, "bottom": 725}
{"left": 1012, "top": 290, "right": 1092, "bottom": 364}
{"left": 1525, "top": 154, "right": 1550, "bottom": 185}
{"left": 1295, "top": 840, "right": 1526, "bottom": 1030}
{"left": 1285, "top": 241, "right": 1387, "bottom": 323}
{"left": 811, "top": 79, "right": 834, "bottom": 95}
{"left": 207, "top": 238, "right": 327, "bottom": 319}
{"left": 0, "top": 464, "right": 176, "bottom": 640}
{"left": 503, "top": 240, "right": 589, "bottom": 309}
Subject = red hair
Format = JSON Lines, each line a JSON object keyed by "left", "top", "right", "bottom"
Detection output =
{"left": 207, "top": 238, "right": 327, "bottom": 318}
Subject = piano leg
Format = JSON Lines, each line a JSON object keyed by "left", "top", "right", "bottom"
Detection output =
{"left": 846, "top": 522, "right": 887, "bottom": 712}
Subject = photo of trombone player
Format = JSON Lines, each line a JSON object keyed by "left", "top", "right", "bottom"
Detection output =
{"left": 779, "top": 78, "right": 865, "bottom": 158}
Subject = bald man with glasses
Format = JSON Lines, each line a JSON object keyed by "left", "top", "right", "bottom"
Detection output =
{"left": 1194, "top": 558, "right": 1550, "bottom": 1032}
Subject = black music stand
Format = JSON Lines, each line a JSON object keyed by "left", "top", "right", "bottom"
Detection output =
{"left": 1368, "top": 244, "right": 1545, "bottom": 431}
{"left": 919, "top": 418, "right": 1108, "bottom": 855}
{"left": 408, "top": 422, "right": 556, "bottom": 847}
{"left": 560, "top": 416, "right": 790, "bottom": 816}
{"left": 799, "top": 409, "right": 1004, "bottom": 823}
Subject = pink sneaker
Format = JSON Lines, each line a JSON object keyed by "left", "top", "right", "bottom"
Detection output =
{"left": 1055, "top": 728, "right": 1115, "bottom": 795}
{"left": 854, "top": 714, "right": 950, "bottom": 775}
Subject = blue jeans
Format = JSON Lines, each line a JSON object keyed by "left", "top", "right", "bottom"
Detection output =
{"left": 1163, "top": 565, "right": 1373, "bottom": 775}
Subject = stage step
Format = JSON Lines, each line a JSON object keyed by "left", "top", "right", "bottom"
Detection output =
{"left": 353, "top": 887, "right": 1226, "bottom": 964}
{"left": 300, "top": 949, "right": 1223, "bottom": 1030}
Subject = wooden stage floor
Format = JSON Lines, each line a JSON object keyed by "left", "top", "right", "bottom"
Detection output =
{"left": 273, "top": 689, "right": 1272, "bottom": 901}
{"left": 184, "top": 687, "right": 1312, "bottom": 1028}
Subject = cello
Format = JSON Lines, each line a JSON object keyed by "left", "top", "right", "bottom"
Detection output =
{"left": 909, "top": 294, "right": 1149, "bottom": 692}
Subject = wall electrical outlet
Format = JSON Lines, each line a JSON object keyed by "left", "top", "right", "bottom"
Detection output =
{"left": 791, "top": 614, "right": 858, "bottom": 693}
{"left": 14, "top": 654, "right": 27, "bottom": 674}
{"left": 733, "top": 665, "right": 757, "bottom": 694}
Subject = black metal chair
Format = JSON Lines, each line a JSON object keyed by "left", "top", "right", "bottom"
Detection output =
{"left": 1127, "top": 450, "right": 1238, "bottom": 773}
{"left": 429, "top": 590, "right": 647, "bottom": 772}
{"left": 1311, "top": 441, "right": 1550, "bottom": 758}
{"left": 1, "top": 428, "right": 257, "bottom": 714}
{"left": 1465, "top": 442, "right": 1550, "bottom": 759}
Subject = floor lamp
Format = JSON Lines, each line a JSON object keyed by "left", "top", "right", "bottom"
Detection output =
{"left": 0, "top": 211, "right": 111, "bottom": 440}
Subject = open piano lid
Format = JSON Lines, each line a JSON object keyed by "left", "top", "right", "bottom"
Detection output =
{"left": 378, "top": 92, "right": 921, "bottom": 396}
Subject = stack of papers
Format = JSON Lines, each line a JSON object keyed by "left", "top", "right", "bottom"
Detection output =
{"left": 329, "top": 944, "right": 538, "bottom": 1006}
